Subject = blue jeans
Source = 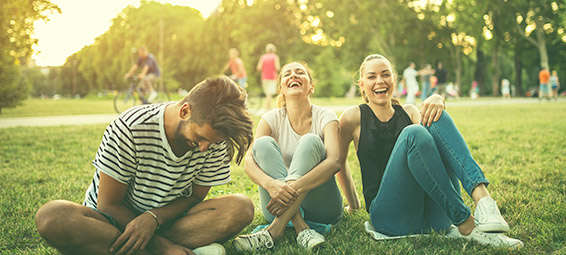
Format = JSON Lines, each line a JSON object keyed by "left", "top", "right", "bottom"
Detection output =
{"left": 253, "top": 135, "right": 343, "bottom": 225}
{"left": 369, "top": 111, "right": 488, "bottom": 236}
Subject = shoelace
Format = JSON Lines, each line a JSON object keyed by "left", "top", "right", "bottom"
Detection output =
{"left": 247, "top": 232, "right": 273, "bottom": 250}
{"left": 299, "top": 230, "right": 315, "bottom": 246}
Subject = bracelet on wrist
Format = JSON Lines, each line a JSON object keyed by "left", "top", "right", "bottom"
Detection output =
{"left": 144, "top": 210, "right": 160, "bottom": 229}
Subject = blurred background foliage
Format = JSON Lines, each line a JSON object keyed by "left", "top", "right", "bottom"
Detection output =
{"left": 2, "top": 0, "right": 566, "bottom": 111}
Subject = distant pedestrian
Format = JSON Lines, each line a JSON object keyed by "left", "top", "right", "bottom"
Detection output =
{"left": 435, "top": 62, "right": 448, "bottom": 97}
{"left": 501, "top": 79, "right": 511, "bottom": 99}
{"left": 257, "top": 43, "right": 280, "bottom": 111}
{"left": 470, "top": 81, "right": 479, "bottom": 100}
{"left": 550, "top": 70, "right": 560, "bottom": 101}
{"left": 223, "top": 48, "right": 248, "bottom": 89}
{"left": 402, "top": 62, "right": 419, "bottom": 104}
{"left": 419, "top": 64, "right": 435, "bottom": 101}
{"left": 538, "top": 67, "right": 551, "bottom": 100}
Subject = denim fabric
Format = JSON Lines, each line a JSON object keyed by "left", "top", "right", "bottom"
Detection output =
{"left": 253, "top": 135, "right": 343, "bottom": 225}
{"left": 369, "top": 111, "right": 488, "bottom": 236}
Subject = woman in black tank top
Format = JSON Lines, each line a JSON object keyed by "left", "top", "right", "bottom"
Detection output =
{"left": 337, "top": 54, "right": 522, "bottom": 248}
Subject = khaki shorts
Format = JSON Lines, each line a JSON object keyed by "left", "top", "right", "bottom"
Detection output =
{"left": 262, "top": 80, "right": 277, "bottom": 96}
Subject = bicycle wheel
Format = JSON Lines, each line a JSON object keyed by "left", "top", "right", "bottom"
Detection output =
{"left": 114, "top": 91, "right": 137, "bottom": 114}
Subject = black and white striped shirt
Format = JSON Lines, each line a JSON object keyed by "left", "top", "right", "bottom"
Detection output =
{"left": 83, "top": 103, "right": 231, "bottom": 213}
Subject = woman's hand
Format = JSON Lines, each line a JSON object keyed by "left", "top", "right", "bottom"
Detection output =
{"left": 265, "top": 179, "right": 298, "bottom": 207}
{"left": 420, "top": 94, "right": 445, "bottom": 127}
{"left": 110, "top": 212, "right": 158, "bottom": 255}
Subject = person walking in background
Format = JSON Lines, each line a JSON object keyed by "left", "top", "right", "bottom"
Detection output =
{"left": 124, "top": 46, "right": 160, "bottom": 103}
{"left": 501, "top": 78, "right": 511, "bottom": 99}
{"left": 550, "top": 70, "right": 560, "bottom": 101}
{"left": 35, "top": 77, "right": 254, "bottom": 255}
{"left": 402, "top": 62, "right": 419, "bottom": 105}
{"left": 470, "top": 81, "right": 479, "bottom": 100}
{"left": 257, "top": 43, "right": 280, "bottom": 111}
{"left": 223, "top": 48, "right": 248, "bottom": 89}
{"left": 538, "top": 67, "right": 551, "bottom": 101}
{"left": 419, "top": 64, "right": 435, "bottom": 102}
{"left": 435, "top": 61, "right": 447, "bottom": 98}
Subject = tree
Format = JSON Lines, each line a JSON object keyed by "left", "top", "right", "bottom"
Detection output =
{"left": 0, "top": 0, "right": 58, "bottom": 113}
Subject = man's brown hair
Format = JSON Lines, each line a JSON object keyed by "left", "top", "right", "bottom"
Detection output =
{"left": 178, "top": 76, "right": 253, "bottom": 164}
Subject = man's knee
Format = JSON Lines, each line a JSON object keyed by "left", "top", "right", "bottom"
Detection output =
{"left": 224, "top": 194, "right": 254, "bottom": 225}
{"left": 36, "top": 200, "right": 77, "bottom": 244}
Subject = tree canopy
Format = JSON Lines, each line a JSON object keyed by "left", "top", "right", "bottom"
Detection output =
{"left": 17, "top": 0, "right": 566, "bottom": 100}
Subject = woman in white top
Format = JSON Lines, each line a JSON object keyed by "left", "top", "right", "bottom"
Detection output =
{"left": 233, "top": 62, "right": 357, "bottom": 252}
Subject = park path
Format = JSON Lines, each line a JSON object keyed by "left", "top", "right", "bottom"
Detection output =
{"left": 0, "top": 98, "right": 555, "bottom": 129}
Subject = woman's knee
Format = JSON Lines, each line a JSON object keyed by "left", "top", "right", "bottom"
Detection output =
{"left": 296, "top": 134, "right": 324, "bottom": 155}
{"left": 252, "top": 136, "right": 279, "bottom": 158}
{"left": 402, "top": 124, "right": 434, "bottom": 146}
{"left": 298, "top": 134, "right": 323, "bottom": 148}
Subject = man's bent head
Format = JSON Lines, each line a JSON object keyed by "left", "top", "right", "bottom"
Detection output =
{"left": 178, "top": 76, "right": 253, "bottom": 164}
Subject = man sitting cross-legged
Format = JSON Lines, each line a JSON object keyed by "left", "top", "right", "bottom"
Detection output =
{"left": 35, "top": 76, "right": 254, "bottom": 255}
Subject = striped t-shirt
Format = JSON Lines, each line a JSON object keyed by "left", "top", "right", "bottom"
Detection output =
{"left": 83, "top": 103, "right": 231, "bottom": 213}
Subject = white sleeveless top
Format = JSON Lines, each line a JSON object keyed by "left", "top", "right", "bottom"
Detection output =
{"left": 261, "top": 105, "right": 338, "bottom": 168}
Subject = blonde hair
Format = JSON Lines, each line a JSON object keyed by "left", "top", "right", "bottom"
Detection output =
{"left": 266, "top": 43, "right": 276, "bottom": 53}
{"left": 358, "top": 54, "right": 400, "bottom": 105}
{"left": 178, "top": 76, "right": 253, "bottom": 164}
{"left": 276, "top": 62, "right": 314, "bottom": 109}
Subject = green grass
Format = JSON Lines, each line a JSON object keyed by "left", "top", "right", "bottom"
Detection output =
{"left": 1, "top": 102, "right": 565, "bottom": 254}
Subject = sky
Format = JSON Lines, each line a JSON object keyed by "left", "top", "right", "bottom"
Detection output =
{"left": 32, "top": 0, "right": 222, "bottom": 67}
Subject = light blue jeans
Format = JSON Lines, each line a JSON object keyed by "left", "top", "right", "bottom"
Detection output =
{"left": 253, "top": 135, "right": 343, "bottom": 225}
{"left": 370, "top": 111, "right": 488, "bottom": 236}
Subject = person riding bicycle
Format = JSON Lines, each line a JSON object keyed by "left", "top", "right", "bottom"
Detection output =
{"left": 124, "top": 46, "right": 160, "bottom": 103}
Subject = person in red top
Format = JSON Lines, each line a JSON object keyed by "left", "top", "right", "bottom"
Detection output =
{"left": 539, "top": 67, "right": 551, "bottom": 100}
{"left": 223, "top": 48, "right": 248, "bottom": 89}
{"left": 257, "top": 43, "right": 281, "bottom": 111}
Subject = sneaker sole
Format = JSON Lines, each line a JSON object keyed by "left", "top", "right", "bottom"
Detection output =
{"left": 308, "top": 239, "right": 325, "bottom": 250}
{"left": 193, "top": 243, "right": 226, "bottom": 255}
{"left": 476, "top": 223, "right": 510, "bottom": 233}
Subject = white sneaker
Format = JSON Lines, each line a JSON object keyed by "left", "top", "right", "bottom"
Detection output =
{"left": 364, "top": 221, "right": 426, "bottom": 240}
{"left": 297, "top": 229, "right": 325, "bottom": 250}
{"left": 232, "top": 230, "right": 274, "bottom": 252}
{"left": 474, "top": 197, "right": 510, "bottom": 232}
{"left": 192, "top": 243, "right": 225, "bottom": 255}
{"left": 447, "top": 225, "right": 523, "bottom": 249}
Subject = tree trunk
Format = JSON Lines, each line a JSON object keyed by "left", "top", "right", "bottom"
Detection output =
{"left": 455, "top": 47, "right": 462, "bottom": 90}
{"left": 474, "top": 43, "right": 486, "bottom": 95}
{"left": 514, "top": 45, "right": 523, "bottom": 96}
{"left": 491, "top": 44, "right": 500, "bottom": 96}
{"left": 535, "top": 16, "right": 549, "bottom": 69}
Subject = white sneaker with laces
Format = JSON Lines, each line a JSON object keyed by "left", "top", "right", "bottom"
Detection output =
{"left": 447, "top": 225, "right": 523, "bottom": 249}
{"left": 474, "top": 196, "right": 510, "bottom": 232}
{"left": 192, "top": 243, "right": 225, "bottom": 255}
{"left": 232, "top": 230, "right": 274, "bottom": 252}
{"left": 297, "top": 229, "right": 325, "bottom": 250}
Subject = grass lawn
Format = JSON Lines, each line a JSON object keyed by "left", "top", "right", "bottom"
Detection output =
{"left": 0, "top": 101, "right": 565, "bottom": 254}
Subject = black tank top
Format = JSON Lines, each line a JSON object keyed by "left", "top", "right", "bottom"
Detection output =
{"left": 356, "top": 104, "right": 412, "bottom": 211}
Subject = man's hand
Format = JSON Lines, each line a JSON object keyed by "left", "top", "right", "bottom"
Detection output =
{"left": 137, "top": 73, "right": 145, "bottom": 80}
{"left": 420, "top": 94, "right": 445, "bottom": 127}
{"left": 266, "top": 179, "right": 298, "bottom": 207}
{"left": 110, "top": 212, "right": 158, "bottom": 255}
